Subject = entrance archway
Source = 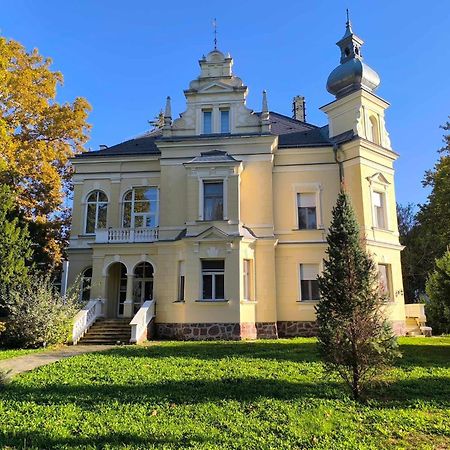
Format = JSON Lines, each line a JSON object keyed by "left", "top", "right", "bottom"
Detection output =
{"left": 106, "top": 262, "right": 128, "bottom": 318}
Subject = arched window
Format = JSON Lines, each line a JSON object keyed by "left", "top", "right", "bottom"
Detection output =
{"left": 85, "top": 191, "right": 108, "bottom": 234}
{"left": 122, "top": 187, "right": 159, "bottom": 228}
{"left": 133, "top": 262, "right": 154, "bottom": 313}
{"left": 369, "top": 116, "right": 380, "bottom": 145}
{"left": 80, "top": 267, "right": 92, "bottom": 302}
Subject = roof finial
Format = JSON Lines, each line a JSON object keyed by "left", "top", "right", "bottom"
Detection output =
{"left": 163, "top": 96, "right": 172, "bottom": 130}
{"left": 345, "top": 8, "right": 353, "bottom": 34}
{"left": 262, "top": 90, "right": 269, "bottom": 114}
{"left": 212, "top": 18, "right": 218, "bottom": 50}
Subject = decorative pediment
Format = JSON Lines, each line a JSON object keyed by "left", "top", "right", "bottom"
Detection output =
{"left": 192, "top": 226, "right": 231, "bottom": 241}
{"left": 367, "top": 172, "right": 390, "bottom": 186}
{"left": 198, "top": 82, "right": 234, "bottom": 94}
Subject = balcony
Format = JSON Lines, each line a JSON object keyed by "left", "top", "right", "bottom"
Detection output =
{"left": 95, "top": 227, "right": 159, "bottom": 244}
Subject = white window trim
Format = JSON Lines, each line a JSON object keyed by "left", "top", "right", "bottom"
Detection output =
{"left": 198, "top": 177, "right": 228, "bottom": 221}
{"left": 367, "top": 173, "right": 390, "bottom": 231}
{"left": 242, "top": 259, "right": 253, "bottom": 301}
{"left": 84, "top": 190, "right": 108, "bottom": 235}
{"left": 298, "top": 261, "right": 322, "bottom": 302}
{"left": 378, "top": 263, "right": 394, "bottom": 302}
{"left": 201, "top": 260, "right": 225, "bottom": 301}
{"left": 292, "top": 183, "right": 323, "bottom": 230}
{"left": 121, "top": 186, "right": 160, "bottom": 229}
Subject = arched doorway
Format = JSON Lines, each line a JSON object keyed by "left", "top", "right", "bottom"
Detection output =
{"left": 133, "top": 262, "right": 154, "bottom": 314}
{"left": 106, "top": 262, "right": 128, "bottom": 318}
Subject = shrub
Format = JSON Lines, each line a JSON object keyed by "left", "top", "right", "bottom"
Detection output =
{"left": 425, "top": 249, "right": 450, "bottom": 335}
{"left": 0, "top": 273, "right": 82, "bottom": 348}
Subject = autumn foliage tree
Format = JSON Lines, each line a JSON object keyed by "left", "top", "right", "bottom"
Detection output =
{"left": 0, "top": 37, "right": 91, "bottom": 268}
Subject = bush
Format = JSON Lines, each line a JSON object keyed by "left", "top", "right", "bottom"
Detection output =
{"left": 0, "top": 273, "right": 82, "bottom": 348}
{"left": 426, "top": 250, "right": 450, "bottom": 335}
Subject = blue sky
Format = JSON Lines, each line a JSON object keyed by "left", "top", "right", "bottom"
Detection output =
{"left": 1, "top": 0, "right": 449, "bottom": 206}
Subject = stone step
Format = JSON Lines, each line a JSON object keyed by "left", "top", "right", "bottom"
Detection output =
{"left": 79, "top": 339, "right": 129, "bottom": 345}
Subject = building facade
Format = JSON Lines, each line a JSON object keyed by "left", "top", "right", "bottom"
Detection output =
{"left": 67, "top": 19, "right": 407, "bottom": 340}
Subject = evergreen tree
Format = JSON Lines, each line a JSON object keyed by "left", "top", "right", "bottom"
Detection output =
{"left": 425, "top": 249, "right": 450, "bottom": 335}
{"left": 316, "top": 190, "right": 400, "bottom": 400}
{"left": 0, "top": 184, "right": 32, "bottom": 286}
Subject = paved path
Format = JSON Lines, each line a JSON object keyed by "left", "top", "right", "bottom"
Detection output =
{"left": 0, "top": 345, "right": 115, "bottom": 378}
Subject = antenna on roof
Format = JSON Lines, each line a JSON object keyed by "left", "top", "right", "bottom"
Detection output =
{"left": 212, "top": 18, "right": 218, "bottom": 49}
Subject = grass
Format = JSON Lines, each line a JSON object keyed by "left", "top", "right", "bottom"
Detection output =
{"left": 0, "top": 337, "right": 448, "bottom": 449}
{"left": 0, "top": 347, "right": 49, "bottom": 361}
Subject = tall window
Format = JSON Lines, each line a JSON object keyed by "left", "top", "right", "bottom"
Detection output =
{"left": 243, "top": 259, "right": 252, "bottom": 301}
{"left": 123, "top": 187, "right": 159, "bottom": 228}
{"left": 80, "top": 267, "right": 92, "bottom": 302}
{"left": 299, "top": 264, "right": 320, "bottom": 301}
{"left": 378, "top": 264, "right": 391, "bottom": 300}
{"left": 178, "top": 261, "right": 185, "bottom": 302}
{"left": 372, "top": 191, "right": 386, "bottom": 229}
{"left": 133, "top": 262, "right": 154, "bottom": 313}
{"left": 203, "top": 110, "right": 212, "bottom": 134}
{"left": 220, "top": 108, "right": 230, "bottom": 133}
{"left": 85, "top": 191, "right": 108, "bottom": 234}
{"left": 203, "top": 181, "right": 223, "bottom": 221}
{"left": 369, "top": 116, "right": 380, "bottom": 145}
{"left": 202, "top": 260, "right": 225, "bottom": 301}
{"left": 297, "top": 193, "right": 317, "bottom": 229}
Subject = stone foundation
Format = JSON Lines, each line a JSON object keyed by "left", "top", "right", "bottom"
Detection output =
{"left": 256, "top": 322, "right": 279, "bottom": 339}
{"left": 277, "top": 321, "right": 318, "bottom": 337}
{"left": 155, "top": 319, "right": 406, "bottom": 340}
{"left": 156, "top": 322, "right": 257, "bottom": 340}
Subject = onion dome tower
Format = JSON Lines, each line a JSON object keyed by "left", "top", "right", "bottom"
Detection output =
{"left": 326, "top": 12, "right": 380, "bottom": 98}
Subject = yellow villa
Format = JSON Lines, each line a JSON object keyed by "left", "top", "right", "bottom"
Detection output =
{"left": 66, "top": 19, "right": 415, "bottom": 343}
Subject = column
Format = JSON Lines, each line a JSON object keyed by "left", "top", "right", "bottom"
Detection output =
{"left": 123, "top": 273, "right": 135, "bottom": 318}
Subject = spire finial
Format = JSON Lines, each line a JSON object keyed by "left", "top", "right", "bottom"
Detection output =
{"left": 212, "top": 18, "right": 218, "bottom": 50}
{"left": 345, "top": 8, "right": 353, "bottom": 34}
{"left": 262, "top": 90, "right": 268, "bottom": 114}
{"left": 164, "top": 96, "right": 172, "bottom": 119}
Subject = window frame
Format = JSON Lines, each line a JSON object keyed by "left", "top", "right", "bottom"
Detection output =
{"left": 377, "top": 263, "right": 393, "bottom": 302}
{"left": 298, "top": 263, "right": 320, "bottom": 302}
{"left": 243, "top": 259, "right": 252, "bottom": 301}
{"left": 84, "top": 190, "right": 108, "bottom": 235}
{"left": 297, "top": 193, "right": 318, "bottom": 230}
{"left": 372, "top": 190, "right": 388, "bottom": 230}
{"left": 202, "top": 179, "right": 225, "bottom": 221}
{"left": 122, "top": 187, "right": 159, "bottom": 229}
{"left": 292, "top": 184, "right": 322, "bottom": 231}
{"left": 80, "top": 267, "right": 93, "bottom": 302}
{"left": 178, "top": 261, "right": 185, "bottom": 302}
{"left": 220, "top": 108, "right": 230, "bottom": 134}
{"left": 201, "top": 259, "right": 225, "bottom": 301}
{"left": 202, "top": 109, "right": 213, "bottom": 134}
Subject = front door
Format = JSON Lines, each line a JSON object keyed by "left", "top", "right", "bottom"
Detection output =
{"left": 133, "top": 262, "right": 154, "bottom": 314}
{"left": 117, "top": 265, "right": 127, "bottom": 317}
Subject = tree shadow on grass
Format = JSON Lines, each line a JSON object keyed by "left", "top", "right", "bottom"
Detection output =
{"left": 0, "top": 430, "right": 216, "bottom": 450}
{"left": 96, "top": 340, "right": 321, "bottom": 364}
{"left": 396, "top": 343, "right": 450, "bottom": 369}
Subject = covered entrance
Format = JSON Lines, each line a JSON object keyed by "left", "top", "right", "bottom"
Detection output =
{"left": 106, "top": 261, "right": 154, "bottom": 318}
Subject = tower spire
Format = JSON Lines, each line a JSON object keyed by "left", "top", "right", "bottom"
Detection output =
{"left": 212, "top": 18, "right": 218, "bottom": 50}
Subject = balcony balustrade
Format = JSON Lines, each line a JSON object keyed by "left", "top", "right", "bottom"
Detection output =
{"left": 95, "top": 227, "right": 159, "bottom": 244}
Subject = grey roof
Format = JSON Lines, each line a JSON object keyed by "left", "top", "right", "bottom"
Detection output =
{"left": 77, "top": 111, "right": 354, "bottom": 159}
{"left": 77, "top": 129, "right": 162, "bottom": 158}
{"left": 186, "top": 149, "right": 240, "bottom": 164}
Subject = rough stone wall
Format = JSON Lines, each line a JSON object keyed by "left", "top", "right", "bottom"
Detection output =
{"left": 156, "top": 322, "right": 257, "bottom": 341}
{"left": 277, "top": 321, "right": 318, "bottom": 338}
{"left": 256, "top": 322, "right": 279, "bottom": 339}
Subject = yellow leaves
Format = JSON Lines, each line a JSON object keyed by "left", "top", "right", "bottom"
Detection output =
{"left": 0, "top": 36, "right": 91, "bottom": 264}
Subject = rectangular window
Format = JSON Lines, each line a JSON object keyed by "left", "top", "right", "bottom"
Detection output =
{"left": 373, "top": 191, "right": 386, "bottom": 229}
{"left": 297, "top": 193, "right": 317, "bottom": 229}
{"left": 220, "top": 108, "right": 230, "bottom": 133}
{"left": 203, "top": 181, "right": 223, "bottom": 221}
{"left": 299, "top": 264, "right": 320, "bottom": 301}
{"left": 203, "top": 110, "right": 212, "bottom": 134}
{"left": 178, "top": 261, "right": 185, "bottom": 302}
{"left": 378, "top": 264, "right": 391, "bottom": 300}
{"left": 202, "top": 260, "right": 225, "bottom": 300}
{"left": 243, "top": 259, "right": 251, "bottom": 300}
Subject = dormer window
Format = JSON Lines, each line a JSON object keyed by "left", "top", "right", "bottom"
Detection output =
{"left": 202, "top": 109, "right": 212, "bottom": 134}
{"left": 220, "top": 108, "right": 230, "bottom": 133}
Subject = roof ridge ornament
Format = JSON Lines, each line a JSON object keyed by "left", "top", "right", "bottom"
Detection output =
{"left": 212, "top": 18, "right": 218, "bottom": 50}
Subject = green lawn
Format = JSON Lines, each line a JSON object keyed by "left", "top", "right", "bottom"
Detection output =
{"left": 0, "top": 337, "right": 449, "bottom": 449}
{"left": 0, "top": 347, "right": 48, "bottom": 361}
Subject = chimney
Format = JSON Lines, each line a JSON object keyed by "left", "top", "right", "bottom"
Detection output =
{"left": 99, "top": 144, "right": 108, "bottom": 150}
{"left": 292, "top": 95, "right": 306, "bottom": 122}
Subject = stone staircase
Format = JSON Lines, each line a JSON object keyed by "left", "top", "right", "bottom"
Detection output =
{"left": 78, "top": 318, "right": 131, "bottom": 345}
